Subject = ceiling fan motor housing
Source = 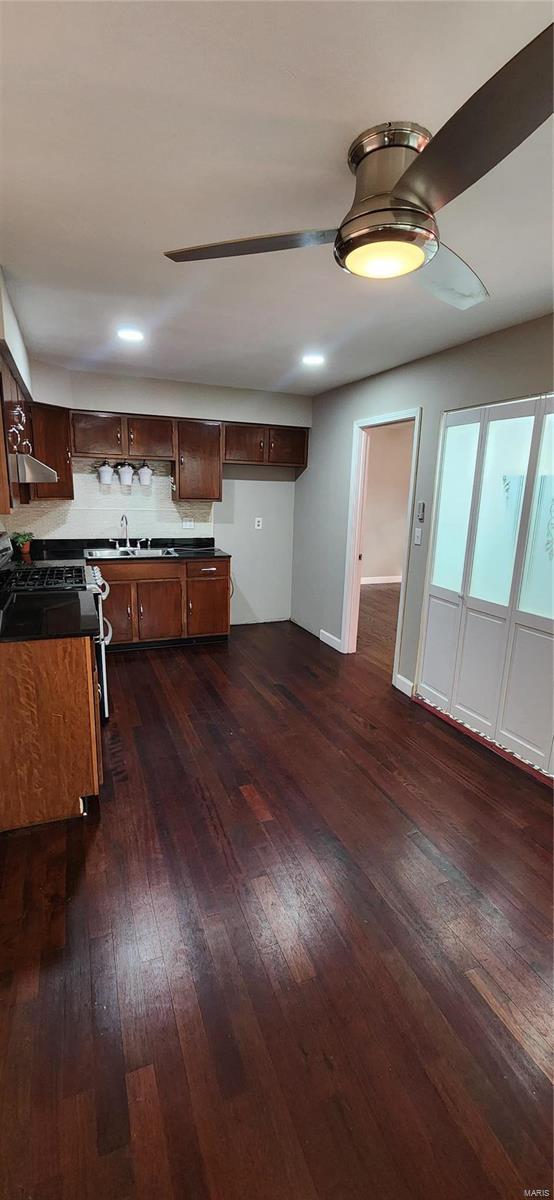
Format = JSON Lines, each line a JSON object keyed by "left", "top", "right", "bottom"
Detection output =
{"left": 334, "top": 122, "right": 439, "bottom": 273}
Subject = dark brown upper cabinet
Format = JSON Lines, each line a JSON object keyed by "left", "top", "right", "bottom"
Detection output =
{"left": 32, "top": 403, "right": 74, "bottom": 499}
{"left": 267, "top": 426, "right": 308, "bottom": 466}
{"left": 127, "top": 415, "right": 174, "bottom": 459}
{"left": 224, "top": 423, "right": 266, "bottom": 464}
{"left": 1, "top": 360, "right": 34, "bottom": 505}
{"left": 71, "top": 410, "right": 124, "bottom": 456}
{"left": 178, "top": 419, "right": 222, "bottom": 501}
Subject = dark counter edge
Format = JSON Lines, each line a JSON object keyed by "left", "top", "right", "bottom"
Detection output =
{"left": 29, "top": 537, "right": 230, "bottom": 561}
{"left": 0, "top": 590, "right": 100, "bottom": 643}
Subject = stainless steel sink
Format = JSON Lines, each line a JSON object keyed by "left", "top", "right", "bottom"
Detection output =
{"left": 85, "top": 546, "right": 177, "bottom": 559}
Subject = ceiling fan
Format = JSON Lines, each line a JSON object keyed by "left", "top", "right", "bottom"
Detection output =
{"left": 165, "top": 24, "right": 553, "bottom": 310}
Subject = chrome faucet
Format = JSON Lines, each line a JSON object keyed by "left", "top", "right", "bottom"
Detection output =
{"left": 120, "top": 514, "right": 130, "bottom": 548}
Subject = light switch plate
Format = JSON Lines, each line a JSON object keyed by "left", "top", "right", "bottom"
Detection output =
{"left": 414, "top": 527, "right": 422, "bottom": 545}
{"left": 182, "top": 518, "right": 194, "bottom": 529}
{"left": 255, "top": 517, "right": 263, "bottom": 530}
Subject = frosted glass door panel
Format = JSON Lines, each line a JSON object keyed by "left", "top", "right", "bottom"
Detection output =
{"left": 469, "top": 415, "right": 534, "bottom": 605}
{"left": 519, "top": 412, "right": 554, "bottom": 619}
{"left": 431, "top": 422, "right": 479, "bottom": 592}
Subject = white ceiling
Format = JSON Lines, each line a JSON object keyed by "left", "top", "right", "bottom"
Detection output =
{"left": 1, "top": 1, "right": 552, "bottom": 396}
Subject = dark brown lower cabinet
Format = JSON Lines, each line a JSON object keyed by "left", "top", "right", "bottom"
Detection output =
{"left": 137, "top": 579, "right": 182, "bottom": 640}
{"left": 104, "top": 580, "right": 135, "bottom": 644}
{"left": 98, "top": 557, "right": 230, "bottom": 644}
{"left": 187, "top": 577, "right": 230, "bottom": 636}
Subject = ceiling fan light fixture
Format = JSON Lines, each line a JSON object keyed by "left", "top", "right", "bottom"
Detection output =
{"left": 334, "top": 214, "right": 439, "bottom": 281}
{"left": 344, "top": 239, "right": 425, "bottom": 279}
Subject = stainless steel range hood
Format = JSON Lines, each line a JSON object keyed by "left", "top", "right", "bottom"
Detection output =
{"left": 9, "top": 452, "right": 58, "bottom": 485}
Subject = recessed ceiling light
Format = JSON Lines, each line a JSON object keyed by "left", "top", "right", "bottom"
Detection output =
{"left": 117, "top": 327, "right": 144, "bottom": 343}
{"left": 302, "top": 353, "right": 325, "bottom": 367}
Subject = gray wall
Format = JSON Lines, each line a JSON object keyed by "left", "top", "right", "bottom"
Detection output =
{"left": 291, "top": 314, "right": 553, "bottom": 682}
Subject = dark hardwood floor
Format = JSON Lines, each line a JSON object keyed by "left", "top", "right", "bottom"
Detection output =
{"left": 1, "top": 594, "right": 552, "bottom": 1199}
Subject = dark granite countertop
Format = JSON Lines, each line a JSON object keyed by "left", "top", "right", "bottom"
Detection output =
{"left": 0, "top": 589, "right": 100, "bottom": 643}
{"left": 30, "top": 538, "right": 231, "bottom": 561}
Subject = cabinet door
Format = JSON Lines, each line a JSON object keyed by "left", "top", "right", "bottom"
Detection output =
{"left": 72, "top": 411, "right": 124, "bottom": 456}
{"left": 224, "top": 423, "right": 266, "bottom": 463}
{"left": 137, "top": 580, "right": 183, "bottom": 640}
{"left": 104, "top": 581, "right": 135, "bottom": 643}
{"left": 127, "top": 415, "right": 174, "bottom": 459}
{"left": 32, "top": 403, "right": 74, "bottom": 499}
{"left": 187, "top": 578, "right": 230, "bottom": 636}
{"left": 178, "top": 419, "right": 222, "bottom": 500}
{"left": 268, "top": 427, "right": 308, "bottom": 466}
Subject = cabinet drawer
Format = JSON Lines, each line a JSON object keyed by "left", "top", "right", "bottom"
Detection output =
{"left": 97, "top": 560, "right": 187, "bottom": 583}
{"left": 186, "top": 559, "right": 229, "bottom": 579}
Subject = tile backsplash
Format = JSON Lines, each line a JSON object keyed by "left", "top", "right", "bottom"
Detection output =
{"left": 3, "top": 459, "right": 213, "bottom": 540}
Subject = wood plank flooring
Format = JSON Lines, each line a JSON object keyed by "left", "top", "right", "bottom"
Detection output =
{"left": 1, "top": 589, "right": 552, "bottom": 1199}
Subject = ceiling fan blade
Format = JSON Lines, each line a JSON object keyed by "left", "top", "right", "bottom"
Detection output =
{"left": 396, "top": 23, "right": 553, "bottom": 214}
{"left": 416, "top": 243, "right": 489, "bottom": 309}
{"left": 165, "top": 228, "right": 337, "bottom": 263}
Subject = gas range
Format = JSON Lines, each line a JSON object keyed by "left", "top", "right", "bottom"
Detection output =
{"left": 10, "top": 563, "right": 89, "bottom": 592}
{"left": 0, "top": 533, "right": 95, "bottom": 595}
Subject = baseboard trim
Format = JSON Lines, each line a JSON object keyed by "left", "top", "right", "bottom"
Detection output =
{"left": 361, "top": 575, "right": 402, "bottom": 585}
{"left": 393, "top": 673, "right": 413, "bottom": 697}
{"left": 319, "top": 629, "right": 345, "bottom": 653}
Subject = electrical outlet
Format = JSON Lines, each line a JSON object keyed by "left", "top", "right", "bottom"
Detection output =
{"left": 414, "top": 527, "right": 422, "bottom": 545}
{"left": 254, "top": 517, "right": 263, "bottom": 530}
{"left": 182, "top": 518, "right": 194, "bottom": 529}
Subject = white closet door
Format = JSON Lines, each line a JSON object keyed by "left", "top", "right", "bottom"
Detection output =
{"left": 418, "top": 411, "right": 481, "bottom": 709}
{"left": 451, "top": 400, "right": 536, "bottom": 736}
{"left": 496, "top": 402, "right": 554, "bottom": 769}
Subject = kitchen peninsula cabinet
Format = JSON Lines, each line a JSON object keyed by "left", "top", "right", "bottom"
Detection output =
{"left": 0, "top": 635, "right": 101, "bottom": 832}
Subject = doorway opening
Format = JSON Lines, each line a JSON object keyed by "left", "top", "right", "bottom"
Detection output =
{"left": 340, "top": 407, "right": 421, "bottom": 692}
{"left": 357, "top": 420, "right": 415, "bottom": 676}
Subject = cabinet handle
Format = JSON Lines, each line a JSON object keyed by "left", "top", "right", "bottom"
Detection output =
{"left": 189, "top": 600, "right": 192, "bottom": 613}
{"left": 129, "top": 427, "right": 134, "bottom": 443}
{"left": 117, "top": 428, "right": 121, "bottom": 443}
{"left": 271, "top": 441, "right": 275, "bottom": 449}
{"left": 259, "top": 441, "right": 264, "bottom": 449}
{"left": 180, "top": 454, "right": 184, "bottom": 466}
{"left": 201, "top": 567, "right": 217, "bottom": 572}
{"left": 66, "top": 449, "right": 71, "bottom": 462}
{"left": 127, "top": 605, "right": 131, "bottom": 620}
{"left": 139, "top": 604, "right": 144, "bottom": 616}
